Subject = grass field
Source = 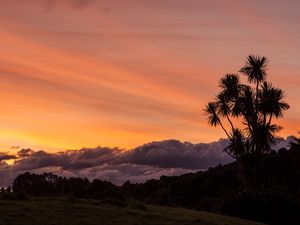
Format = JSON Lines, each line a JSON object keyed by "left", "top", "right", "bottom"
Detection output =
{"left": 0, "top": 197, "right": 265, "bottom": 225}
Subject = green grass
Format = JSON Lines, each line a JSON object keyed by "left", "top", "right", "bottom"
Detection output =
{"left": 0, "top": 197, "right": 265, "bottom": 225}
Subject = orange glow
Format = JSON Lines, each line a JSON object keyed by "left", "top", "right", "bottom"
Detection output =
{"left": 0, "top": 1, "right": 300, "bottom": 152}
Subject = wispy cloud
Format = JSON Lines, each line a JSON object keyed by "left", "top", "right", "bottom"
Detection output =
{"left": 45, "top": 0, "right": 95, "bottom": 11}
{"left": 0, "top": 0, "right": 299, "bottom": 151}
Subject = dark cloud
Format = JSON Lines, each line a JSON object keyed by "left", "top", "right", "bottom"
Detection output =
{"left": 0, "top": 137, "right": 292, "bottom": 186}
{"left": 13, "top": 147, "right": 121, "bottom": 171}
{"left": 0, "top": 139, "right": 231, "bottom": 186}
{"left": 11, "top": 140, "right": 231, "bottom": 172}
{"left": 119, "top": 139, "right": 232, "bottom": 169}
{"left": 17, "top": 148, "right": 34, "bottom": 157}
{"left": 0, "top": 153, "right": 16, "bottom": 161}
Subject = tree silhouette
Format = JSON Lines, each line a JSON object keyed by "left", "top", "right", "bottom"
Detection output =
{"left": 205, "top": 55, "right": 289, "bottom": 159}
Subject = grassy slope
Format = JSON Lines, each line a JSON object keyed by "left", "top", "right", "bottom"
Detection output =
{"left": 0, "top": 197, "right": 265, "bottom": 225}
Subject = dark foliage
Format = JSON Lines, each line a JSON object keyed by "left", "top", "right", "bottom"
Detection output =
{"left": 12, "top": 172, "right": 124, "bottom": 200}
{"left": 222, "top": 187, "right": 300, "bottom": 225}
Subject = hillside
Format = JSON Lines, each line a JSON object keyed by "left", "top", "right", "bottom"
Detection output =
{"left": 0, "top": 197, "right": 264, "bottom": 225}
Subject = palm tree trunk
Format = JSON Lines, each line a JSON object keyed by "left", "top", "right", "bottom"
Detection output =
{"left": 219, "top": 121, "right": 232, "bottom": 140}
{"left": 226, "top": 114, "right": 234, "bottom": 131}
{"left": 256, "top": 80, "right": 259, "bottom": 107}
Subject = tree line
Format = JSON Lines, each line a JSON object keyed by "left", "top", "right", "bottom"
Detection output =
{"left": 12, "top": 172, "right": 124, "bottom": 200}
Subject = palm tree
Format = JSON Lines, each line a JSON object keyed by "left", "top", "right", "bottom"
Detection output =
{"left": 205, "top": 55, "right": 289, "bottom": 158}
{"left": 239, "top": 55, "right": 268, "bottom": 104}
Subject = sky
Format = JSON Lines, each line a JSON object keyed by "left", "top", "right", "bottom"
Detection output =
{"left": 1, "top": 0, "right": 300, "bottom": 153}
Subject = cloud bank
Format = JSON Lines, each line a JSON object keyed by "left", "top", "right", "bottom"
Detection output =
{"left": 0, "top": 137, "right": 294, "bottom": 187}
{"left": 0, "top": 139, "right": 234, "bottom": 186}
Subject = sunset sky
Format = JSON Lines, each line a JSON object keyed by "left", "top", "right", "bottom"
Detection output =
{"left": 1, "top": 0, "right": 300, "bottom": 152}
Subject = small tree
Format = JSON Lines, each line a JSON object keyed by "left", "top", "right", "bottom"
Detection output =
{"left": 205, "top": 55, "right": 289, "bottom": 159}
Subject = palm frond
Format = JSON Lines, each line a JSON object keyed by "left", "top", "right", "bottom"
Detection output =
{"left": 239, "top": 55, "right": 268, "bottom": 84}
{"left": 224, "top": 128, "right": 246, "bottom": 158}
{"left": 215, "top": 92, "right": 232, "bottom": 117}
{"left": 204, "top": 102, "right": 220, "bottom": 127}
{"left": 258, "top": 82, "right": 290, "bottom": 118}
